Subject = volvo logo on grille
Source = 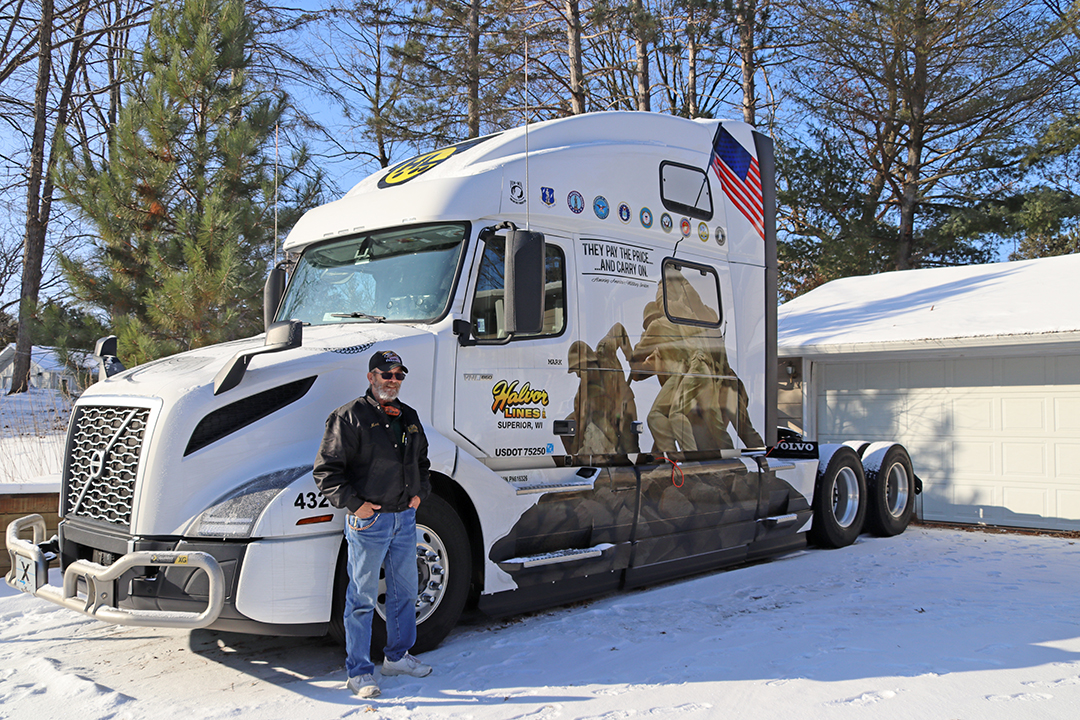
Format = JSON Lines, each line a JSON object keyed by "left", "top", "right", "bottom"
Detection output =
{"left": 89, "top": 449, "right": 107, "bottom": 479}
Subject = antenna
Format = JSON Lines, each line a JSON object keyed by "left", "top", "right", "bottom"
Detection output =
{"left": 524, "top": 35, "right": 530, "bottom": 230}
{"left": 273, "top": 123, "right": 280, "bottom": 265}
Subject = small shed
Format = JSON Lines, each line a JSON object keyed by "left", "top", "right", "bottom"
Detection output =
{"left": 0, "top": 344, "right": 93, "bottom": 395}
{"left": 777, "top": 254, "right": 1080, "bottom": 532}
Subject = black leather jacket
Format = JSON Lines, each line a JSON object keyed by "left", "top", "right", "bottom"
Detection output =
{"left": 313, "top": 391, "right": 431, "bottom": 514}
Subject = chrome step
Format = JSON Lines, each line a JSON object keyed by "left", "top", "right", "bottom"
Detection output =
{"left": 498, "top": 544, "right": 611, "bottom": 569}
{"left": 759, "top": 513, "right": 799, "bottom": 527}
{"left": 514, "top": 481, "right": 594, "bottom": 495}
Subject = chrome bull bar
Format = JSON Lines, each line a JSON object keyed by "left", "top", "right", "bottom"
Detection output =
{"left": 6, "top": 514, "right": 225, "bottom": 629}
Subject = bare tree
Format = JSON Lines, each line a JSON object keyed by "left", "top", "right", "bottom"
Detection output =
{"left": 4, "top": 0, "right": 154, "bottom": 392}
{"left": 309, "top": 0, "right": 420, "bottom": 172}
{"left": 787, "top": 0, "right": 1069, "bottom": 271}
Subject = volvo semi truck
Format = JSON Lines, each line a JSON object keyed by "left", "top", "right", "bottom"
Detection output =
{"left": 6, "top": 111, "right": 917, "bottom": 652}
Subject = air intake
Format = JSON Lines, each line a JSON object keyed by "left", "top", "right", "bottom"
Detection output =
{"left": 185, "top": 376, "right": 317, "bottom": 456}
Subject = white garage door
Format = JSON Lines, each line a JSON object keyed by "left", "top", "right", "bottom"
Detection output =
{"left": 814, "top": 353, "right": 1080, "bottom": 531}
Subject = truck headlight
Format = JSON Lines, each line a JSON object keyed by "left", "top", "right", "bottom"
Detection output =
{"left": 189, "top": 466, "right": 311, "bottom": 538}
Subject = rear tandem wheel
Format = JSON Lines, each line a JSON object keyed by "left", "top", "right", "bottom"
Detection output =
{"left": 809, "top": 446, "right": 868, "bottom": 549}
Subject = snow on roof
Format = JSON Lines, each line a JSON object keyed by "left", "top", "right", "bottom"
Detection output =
{"left": 0, "top": 344, "right": 95, "bottom": 373}
{"left": 777, "top": 253, "right": 1080, "bottom": 357}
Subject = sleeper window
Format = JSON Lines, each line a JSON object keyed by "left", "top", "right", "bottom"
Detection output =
{"left": 662, "top": 259, "right": 722, "bottom": 327}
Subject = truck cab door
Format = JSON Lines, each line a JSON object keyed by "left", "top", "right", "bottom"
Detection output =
{"left": 455, "top": 233, "right": 634, "bottom": 595}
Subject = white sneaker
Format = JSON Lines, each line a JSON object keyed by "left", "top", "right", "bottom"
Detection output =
{"left": 347, "top": 673, "right": 380, "bottom": 697}
{"left": 381, "top": 652, "right": 432, "bottom": 677}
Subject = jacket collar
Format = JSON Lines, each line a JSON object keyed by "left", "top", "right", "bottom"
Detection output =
{"left": 365, "top": 389, "right": 402, "bottom": 417}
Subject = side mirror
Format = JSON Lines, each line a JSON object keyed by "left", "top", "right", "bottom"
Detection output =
{"left": 263, "top": 263, "right": 287, "bottom": 332}
{"left": 213, "top": 320, "right": 303, "bottom": 395}
{"left": 504, "top": 229, "right": 545, "bottom": 335}
{"left": 93, "top": 335, "right": 126, "bottom": 382}
{"left": 452, "top": 318, "right": 475, "bottom": 346}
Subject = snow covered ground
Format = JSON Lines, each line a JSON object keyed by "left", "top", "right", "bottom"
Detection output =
{"left": 0, "top": 389, "right": 70, "bottom": 487}
{"left": 2, "top": 525, "right": 1078, "bottom": 720}
{"left": 2, "top": 391, "right": 1078, "bottom": 719}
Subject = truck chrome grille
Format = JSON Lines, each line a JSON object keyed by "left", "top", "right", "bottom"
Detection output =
{"left": 64, "top": 405, "right": 151, "bottom": 529}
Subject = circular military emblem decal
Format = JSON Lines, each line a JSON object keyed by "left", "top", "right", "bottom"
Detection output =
{"left": 510, "top": 180, "right": 526, "bottom": 204}
{"left": 568, "top": 191, "right": 585, "bottom": 214}
{"left": 698, "top": 222, "right": 709, "bottom": 241}
{"left": 680, "top": 218, "right": 692, "bottom": 237}
{"left": 660, "top": 213, "right": 673, "bottom": 233}
{"left": 715, "top": 225, "right": 727, "bottom": 246}
{"left": 593, "top": 195, "right": 610, "bottom": 219}
{"left": 640, "top": 207, "right": 653, "bottom": 228}
{"left": 618, "top": 202, "right": 632, "bottom": 223}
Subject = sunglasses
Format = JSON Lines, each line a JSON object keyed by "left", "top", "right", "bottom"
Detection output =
{"left": 379, "top": 371, "right": 406, "bottom": 381}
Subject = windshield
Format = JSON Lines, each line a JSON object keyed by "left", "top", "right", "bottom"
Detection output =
{"left": 277, "top": 223, "right": 469, "bottom": 325}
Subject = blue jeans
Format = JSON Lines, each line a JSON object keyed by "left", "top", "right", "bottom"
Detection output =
{"left": 344, "top": 508, "right": 418, "bottom": 678}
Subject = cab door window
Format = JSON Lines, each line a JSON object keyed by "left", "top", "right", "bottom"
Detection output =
{"left": 471, "top": 240, "right": 566, "bottom": 339}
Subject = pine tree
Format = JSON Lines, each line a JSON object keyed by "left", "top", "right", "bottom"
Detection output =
{"left": 55, "top": 0, "right": 319, "bottom": 366}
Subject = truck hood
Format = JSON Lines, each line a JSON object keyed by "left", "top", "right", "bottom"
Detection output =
{"left": 73, "top": 323, "right": 443, "bottom": 536}
{"left": 84, "top": 323, "right": 433, "bottom": 404}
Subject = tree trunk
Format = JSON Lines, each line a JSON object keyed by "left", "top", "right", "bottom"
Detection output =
{"left": 896, "top": 0, "right": 929, "bottom": 271}
{"left": 10, "top": 0, "right": 54, "bottom": 395}
{"left": 11, "top": 0, "right": 90, "bottom": 394}
{"left": 687, "top": 13, "right": 698, "bottom": 119}
{"left": 466, "top": 0, "right": 481, "bottom": 137}
{"left": 863, "top": 45, "right": 901, "bottom": 228}
{"left": 735, "top": 0, "right": 756, "bottom": 125}
{"left": 565, "top": 0, "right": 585, "bottom": 114}
{"left": 633, "top": 0, "right": 650, "bottom": 112}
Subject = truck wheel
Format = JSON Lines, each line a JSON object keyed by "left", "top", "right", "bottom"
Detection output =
{"left": 864, "top": 444, "right": 915, "bottom": 537}
{"left": 329, "top": 494, "right": 472, "bottom": 655}
{"left": 408, "top": 494, "right": 472, "bottom": 653}
{"left": 809, "top": 446, "right": 867, "bottom": 548}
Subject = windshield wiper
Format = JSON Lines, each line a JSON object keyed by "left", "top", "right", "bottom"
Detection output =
{"left": 330, "top": 311, "right": 386, "bottom": 322}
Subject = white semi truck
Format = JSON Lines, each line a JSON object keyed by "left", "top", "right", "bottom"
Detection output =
{"left": 6, "top": 112, "right": 918, "bottom": 652}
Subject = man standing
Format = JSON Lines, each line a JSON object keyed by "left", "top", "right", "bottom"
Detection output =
{"left": 314, "top": 350, "right": 433, "bottom": 698}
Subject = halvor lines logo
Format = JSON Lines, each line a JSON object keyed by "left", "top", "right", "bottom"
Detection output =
{"left": 491, "top": 379, "right": 548, "bottom": 419}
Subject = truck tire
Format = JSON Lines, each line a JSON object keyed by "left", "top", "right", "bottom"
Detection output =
{"left": 843, "top": 440, "right": 870, "bottom": 458}
{"left": 863, "top": 443, "right": 915, "bottom": 537}
{"left": 809, "top": 446, "right": 867, "bottom": 548}
{"left": 408, "top": 494, "right": 472, "bottom": 653}
{"left": 329, "top": 494, "right": 472, "bottom": 656}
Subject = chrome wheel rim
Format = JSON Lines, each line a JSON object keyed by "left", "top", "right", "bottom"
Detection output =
{"left": 884, "top": 461, "right": 910, "bottom": 519}
{"left": 832, "top": 466, "right": 860, "bottom": 528}
{"left": 413, "top": 522, "right": 449, "bottom": 623}
{"left": 375, "top": 522, "right": 449, "bottom": 625}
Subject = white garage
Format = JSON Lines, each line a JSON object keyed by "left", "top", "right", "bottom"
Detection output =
{"left": 776, "top": 254, "right": 1080, "bottom": 532}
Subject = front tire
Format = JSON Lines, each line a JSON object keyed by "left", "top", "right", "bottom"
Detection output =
{"left": 329, "top": 494, "right": 472, "bottom": 655}
{"left": 863, "top": 444, "right": 915, "bottom": 537}
{"left": 408, "top": 494, "right": 472, "bottom": 653}
{"left": 809, "top": 446, "right": 867, "bottom": 548}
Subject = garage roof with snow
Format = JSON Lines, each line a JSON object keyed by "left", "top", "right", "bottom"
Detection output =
{"left": 777, "top": 253, "right": 1080, "bottom": 358}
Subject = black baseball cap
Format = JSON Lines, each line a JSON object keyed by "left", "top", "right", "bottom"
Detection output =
{"left": 369, "top": 350, "right": 409, "bottom": 374}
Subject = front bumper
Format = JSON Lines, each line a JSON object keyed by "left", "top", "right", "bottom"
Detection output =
{"left": 6, "top": 514, "right": 225, "bottom": 629}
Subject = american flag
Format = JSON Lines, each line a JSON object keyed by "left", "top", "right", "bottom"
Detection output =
{"left": 710, "top": 126, "right": 764, "bottom": 239}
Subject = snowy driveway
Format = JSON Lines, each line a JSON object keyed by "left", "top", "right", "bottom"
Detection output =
{"left": 1, "top": 526, "right": 1078, "bottom": 720}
